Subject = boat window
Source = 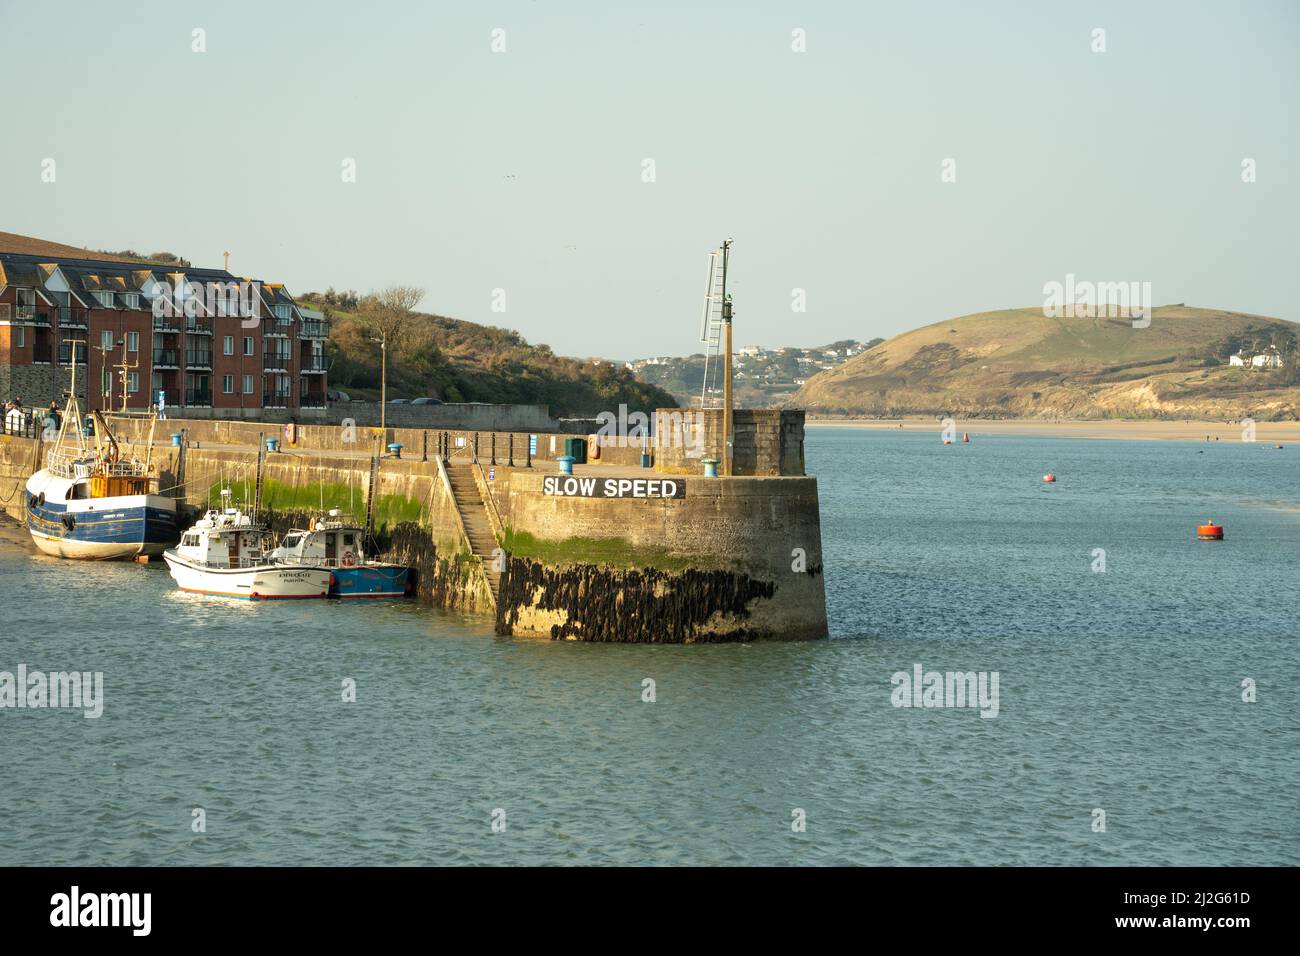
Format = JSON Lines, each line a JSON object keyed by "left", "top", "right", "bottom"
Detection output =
{"left": 343, "top": 534, "right": 354, "bottom": 546}
{"left": 283, "top": 534, "right": 302, "bottom": 548}
{"left": 70, "top": 482, "right": 88, "bottom": 499}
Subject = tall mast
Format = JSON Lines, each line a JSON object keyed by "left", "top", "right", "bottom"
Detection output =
{"left": 720, "top": 239, "right": 733, "bottom": 477}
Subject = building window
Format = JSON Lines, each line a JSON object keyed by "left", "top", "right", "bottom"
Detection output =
{"left": 126, "top": 332, "right": 139, "bottom": 352}
{"left": 16, "top": 288, "right": 36, "bottom": 317}
{"left": 101, "top": 330, "right": 114, "bottom": 351}
{"left": 127, "top": 372, "right": 140, "bottom": 394}
{"left": 243, "top": 374, "right": 255, "bottom": 395}
{"left": 223, "top": 335, "right": 234, "bottom": 355}
{"left": 222, "top": 375, "right": 235, "bottom": 394}
{"left": 152, "top": 371, "right": 163, "bottom": 391}
{"left": 124, "top": 293, "right": 141, "bottom": 309}
{"left": 15, "top": 327, "right": 24, "bottom": 348}
{"left": 244, "top": 336, "right": 254, "bottom": 356}
{"left": 274, "top": 303, "right": 291, "bottom": 320}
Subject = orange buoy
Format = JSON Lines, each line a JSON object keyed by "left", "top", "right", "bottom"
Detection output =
{"left": 1043, "top": 473, "right": 1056, "bottom": 483}
{"left": 1197, "top": 520, "right": 1224, "bottom": 540}
{"left": 962, "top": 432, "right": 970, "bottom": 442}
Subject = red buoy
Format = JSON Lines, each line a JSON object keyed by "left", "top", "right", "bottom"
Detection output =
{"left": 962, "top": 432, "right": 970, "bottom": 443}
{"left": 1197, "top": 520, "right": 1224, "bottom": 540}
{"left": 1043, "top": 473, "right": 1056, "bottom": 483}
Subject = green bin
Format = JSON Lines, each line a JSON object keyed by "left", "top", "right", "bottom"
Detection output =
{"left": 564, "top": 437, "right": 587, "bottom": 464}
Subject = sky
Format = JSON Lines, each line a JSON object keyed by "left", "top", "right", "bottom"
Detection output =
{"left": 2, "top": 0, "right": 1296, "bottom": 360}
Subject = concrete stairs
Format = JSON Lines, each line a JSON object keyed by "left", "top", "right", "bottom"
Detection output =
{"left": 446, "top": 463, "right": 502, "bottom": 604}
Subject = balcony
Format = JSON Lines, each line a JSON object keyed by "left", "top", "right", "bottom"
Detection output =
{"left": 263, "top": 353, "right": 291, "bottom": 371}
{"left": 300, "top": 355, "right": 328, "bottom": 373}
{"left": 153, "top": 316, "right": 180, "bottom": 333}
{"left": 262, "top": 317, "right": 293, "bottom": 337}
{"left": 153, "top": 348, "right": 179, "bottom": 368}
{"left": 14, "top": 306, "right": 50, "bottom": 325}
{"left": 262, "top": 392, "right": 292, "bottom": 408}
{"left": 57, "top": 345, "right": 87, "bottom": 365}
{"left": 184, "top": 389, "right": 211, "bottom": 407}
{"left": 155, "top": 388, "right": 180, "bottom": 408}
{"left": 300, "top": 320, "right": 329, "bottom": 339}
{"left": 32, "top": 346, "right": 52, "bottom": 364}
{"left": 185, "top": 350, "right": 213, "bottom": 369}
{"left": 58, "top": 307, "right": 88, "bottom": 329}
{"left": 185, "top": 318, "right": 213, "bottom": 335}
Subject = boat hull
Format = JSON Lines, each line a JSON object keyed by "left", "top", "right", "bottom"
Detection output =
{"left": 25, "top": 472, "right": 179, "bottom": 561}
{"left": 163, "top": 551, "right": 331, "bottom": 600}
{"left": 330, "top": 565, "right": 411, "bottom": 598}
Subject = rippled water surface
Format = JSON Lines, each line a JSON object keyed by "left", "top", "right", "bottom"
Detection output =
{"left": 2, "top": 428, "right": 1297, "bottom": 865}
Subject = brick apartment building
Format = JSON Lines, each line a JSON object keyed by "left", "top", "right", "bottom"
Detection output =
{"left": 0, "top": 231, "right": 327, "bottom": 416}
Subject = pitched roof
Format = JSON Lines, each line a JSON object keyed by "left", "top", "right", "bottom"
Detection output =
{"left": 0, "top": 231, "right": 138, "bottom": 262}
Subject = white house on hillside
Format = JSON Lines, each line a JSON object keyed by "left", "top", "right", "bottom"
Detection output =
{"left": 1230, "top": 345, "right": 1284, "bottom": 368}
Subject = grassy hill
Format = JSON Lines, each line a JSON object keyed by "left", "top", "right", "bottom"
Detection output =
{"left": 307, "top": 300, "right": 677, "bottom": 416}
{"left": 793, "top": 306, "right": 1300, "bottom": 420}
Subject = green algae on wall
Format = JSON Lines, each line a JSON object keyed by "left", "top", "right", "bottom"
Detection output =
{"left": 207, "top": 479, "right": 424, "bottom": 532}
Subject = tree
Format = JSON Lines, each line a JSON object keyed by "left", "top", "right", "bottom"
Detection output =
{"left": 358, "top": 286, "right": 424, "bottom": 428}
{"left": 359, "top": 285, "right": 424, "bottom": 352}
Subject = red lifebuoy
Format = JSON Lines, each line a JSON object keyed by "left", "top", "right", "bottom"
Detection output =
{"left": 342, "top": 551, "right": 356, "bottom": 567}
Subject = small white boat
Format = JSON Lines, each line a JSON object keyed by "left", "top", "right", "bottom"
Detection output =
{"left": 163, "top": 500, "right": 330, "bottom": 600}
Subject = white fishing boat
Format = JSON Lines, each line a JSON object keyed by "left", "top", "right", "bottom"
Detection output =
{"left": 163, "top": 495, "right": 330, "bottom": 600}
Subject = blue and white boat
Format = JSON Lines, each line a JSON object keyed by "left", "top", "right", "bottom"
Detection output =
{"left": 25, "top": 373, "right": 178, "bottom": 560}
{"left": 269, "top": 511, "right": 411, "bottom": 598}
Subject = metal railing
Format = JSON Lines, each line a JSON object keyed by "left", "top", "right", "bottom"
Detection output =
{"left": 185, "top": 318, "right": 213, "bottom": 335}
{"left": 262, "top": 392, "right": 292, "bottom": 408}
{"left": 184, "top": 389, "right": 211, "bottom": 406}
{"left": 0, "top": 412, "right": 42, "bottom": 439}
{"left": 153, "top": 348, "right": 179, "bottom": 367}
{"left": 263, "top": 353, "right": 291, "bottom": 370}
{"left": 300, "top": 355, "right": 328, "bottom": 372}
{"left": 185, "top": 350, "right": 213, "bottom": 368}
{"left": 300, "top": 321, "right": 329, "bottom": 339}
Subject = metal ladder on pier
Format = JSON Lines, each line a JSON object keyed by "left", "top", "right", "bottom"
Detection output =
{"left": 699, "top": 247, "right": 727, "bottom": 409}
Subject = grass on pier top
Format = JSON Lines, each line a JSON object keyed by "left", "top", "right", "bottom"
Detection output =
{"left": 208, "top": 478, "right": 424, "bottom": 531}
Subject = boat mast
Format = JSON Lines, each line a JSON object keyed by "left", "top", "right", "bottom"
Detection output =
{"left": 720, "top": 239, "right": 734, "bottom": 477}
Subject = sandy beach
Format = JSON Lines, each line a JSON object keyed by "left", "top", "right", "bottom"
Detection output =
{"left": 0, "top": 513, "right": 33, "bottom": 553}
{"left": 807, "top": 418, "right": 1300, "bottom": 444}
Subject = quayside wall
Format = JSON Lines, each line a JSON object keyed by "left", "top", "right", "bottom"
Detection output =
{"left": 0, "top": 429, "right": 828, "bottom": 642}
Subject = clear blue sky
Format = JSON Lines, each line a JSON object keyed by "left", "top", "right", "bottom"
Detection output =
{"left": 2, "top": 0, "right": 1296, "bottom": 359}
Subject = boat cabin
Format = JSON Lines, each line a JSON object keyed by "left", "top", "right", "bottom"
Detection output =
{"left": 271, "top": 512, "right": 368, "bottom": 568}
{"left": 176, "top": 509, "right": 273, "bottom": 569}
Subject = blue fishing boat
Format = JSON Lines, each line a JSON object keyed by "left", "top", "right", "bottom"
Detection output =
{"left": 25, "top": 359, "right": 178, "bottom": 560}
{"left": 269, "top": 511, "right": 411, "bottom": 598}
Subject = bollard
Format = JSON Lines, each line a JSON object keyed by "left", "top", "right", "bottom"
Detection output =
{"left": 702, "top": 457, "right": 719, "bottom": 478}
{"left": 490, "top": 433, "right": 497, "bottom": 466}
{"left": 266, "top": 437, "right": 279, "bottom": 453}
{"left": 508, "top": 433, "right": 514, "bottom": 468}
{"left": 171, "top": 433, "right": 183, "bottom": 448}
{"left": 422, "top": 430, "right": 428, "bottom": 462}
{"left": 557, "top": 455, "right": 575, "bottom": 476}
{"left": 388, "top": 443, "right": 403, "bottom": 459}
